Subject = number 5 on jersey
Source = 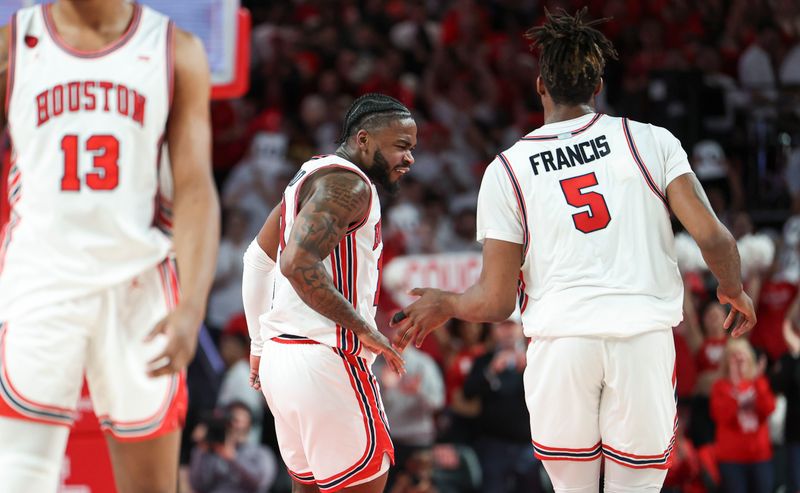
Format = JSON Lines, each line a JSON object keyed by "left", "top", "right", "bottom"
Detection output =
{"left": 560, "top": 172, "right": 611, "bottom": 233}
{"left": 61, "top": 134, "right": 120, "bottom": 191}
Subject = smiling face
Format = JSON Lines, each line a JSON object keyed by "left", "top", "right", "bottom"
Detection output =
{"left": 356, "top": 118, "right": 417, "bottom": 194}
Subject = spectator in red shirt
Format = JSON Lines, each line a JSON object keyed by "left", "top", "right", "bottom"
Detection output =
{"left": 696, "top": 302, "right": 729, "bottom": 395}
{"left": 710, "top": 338, "right": 776, "bottom": 493}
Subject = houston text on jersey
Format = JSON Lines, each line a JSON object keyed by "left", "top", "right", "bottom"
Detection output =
{"left": 35, "top": 81, "right": 147, "bottom": 127}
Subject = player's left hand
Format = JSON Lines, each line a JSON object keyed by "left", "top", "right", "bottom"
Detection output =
{"left": 145, "top": 305, "right": 201, "bottom": 378}
{"left": 249, "top": 355, "right": 261, "bottom": 390}
{"left": 392, "top": 288, "right": 453, "bottom": 351}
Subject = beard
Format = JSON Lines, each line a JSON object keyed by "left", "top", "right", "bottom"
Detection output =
{"left": 365, "top": 148, "right": 401, "bottom": 195}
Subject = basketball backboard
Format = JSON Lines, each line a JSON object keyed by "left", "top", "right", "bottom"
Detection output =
{"left": 0, "top": 0, "right": 250, "bottom": 99}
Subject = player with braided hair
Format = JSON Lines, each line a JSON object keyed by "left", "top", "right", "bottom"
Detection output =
{"left": 241, "top": 93, "right": 416, "bottom": 492}
{"left": 393, "top": 9, "right": 754, "bottom": 493}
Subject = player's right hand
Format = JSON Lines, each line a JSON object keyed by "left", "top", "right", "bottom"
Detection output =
{"left": 357, "top": 328, "right": 405, "bottom": 375}
{"left": 145, "top": 304, "right": 202, "bottom": 378}
{"left": 717, "top": 287, "right": 757, "bottom": 338}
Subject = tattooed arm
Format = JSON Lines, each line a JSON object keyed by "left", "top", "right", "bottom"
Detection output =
{"left": 280, "top": 170, "right": 404, "bottom": 371}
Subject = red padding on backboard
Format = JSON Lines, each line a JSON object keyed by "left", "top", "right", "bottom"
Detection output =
{"left": 211, "top": 8, "right": 251, "bottom": 100}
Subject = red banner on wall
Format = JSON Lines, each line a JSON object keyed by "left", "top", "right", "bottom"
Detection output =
{"left": 382, "top": 252, "right": 482, "bottom": 307}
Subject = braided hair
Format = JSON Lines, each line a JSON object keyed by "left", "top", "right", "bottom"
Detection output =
{"left": 338, "top": 93, "right": 412, "bottom": 144}
{"left": 525, "top": 8, "right": 618, "bottom": 106}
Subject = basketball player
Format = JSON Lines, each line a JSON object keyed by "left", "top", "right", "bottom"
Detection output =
{"left": 392, "top": 9, "right": 756, "bottom": 493}
{"left": 241, "top": 94, "right": 412, "bottom": 492}
{"left": 0, "top": 1, "right": 219, "bottom": 492}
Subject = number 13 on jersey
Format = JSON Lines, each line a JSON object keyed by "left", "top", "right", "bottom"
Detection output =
{"left": 60, "top": 134, "right": 120, "bottom": 191}
{"left": 560, "top": 172, "right": 611, "bottom": 233}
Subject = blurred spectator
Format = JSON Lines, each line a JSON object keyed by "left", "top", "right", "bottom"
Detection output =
{"left": 442, "top": 321, "right": 486, "bottom": 442}
{"left": 662, "top": 427, "right": 702, "bottom": 493}
{"left": 217, "top": 316, "right": 265, "bottom": 443}
{"left": 463, "top": 320, "right": 542, "bottom": 493}
{"left": 695, "top": 303, "right": 728, "bottom": 394}
{"left": 222, "top": 130, "right": 293, "bottom": 239}
{"left": 690, "top": 140, "right": 744, "bottom": 213}
{"left": 189, "top": 403, "right": 277, "bottom": 493}
{"left": 738, "top": 23, "right": 781, "bottom": 101}
{"left": 751, "top": 275, "right": 797, "bottom": 362}
{"left": 775, "top": 318, "right": 800, "bottom": 491}
{"left": 389, "top": 449, "right": 439, "bottom": 493}
{"left": 710, "top": 338, "right": 776, "bottom": 493}
{"left": 376, "top": 344, "right": 445, "bottom": 478}
{"left": 207, "top": 208, "right": 250, "bottom": 332}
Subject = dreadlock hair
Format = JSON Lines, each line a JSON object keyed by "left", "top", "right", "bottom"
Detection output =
{"left": 525, "top": 8, "right": 618, "bottom": 106}
{"left": 338, "top": 93, "right": 412, "bottom": 144}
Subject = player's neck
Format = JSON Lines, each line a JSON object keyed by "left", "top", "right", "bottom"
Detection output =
{"left": 543, "top": 104, "right": 595, "bottom": 125}
{"left": 53, "top": 0, "right": 132, "bottom": 31}
{"left": 335, "top": 146, "right": 364, "bottom": 170}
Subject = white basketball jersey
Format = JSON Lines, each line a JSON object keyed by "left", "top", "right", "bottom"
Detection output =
{"left": 260, "top": 155, "right": 384, "bottom": 362}
{"left": 476, "top": 113, "right": 693, "bottom": 338}
{"left": 0, "top": 4, "right": 174, "bottom": 317}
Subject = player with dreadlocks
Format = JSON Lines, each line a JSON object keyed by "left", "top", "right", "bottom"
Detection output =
{"left": 392, "top": 9, "right": 755, "bottom": 492}
{"left": 241, "top": 93, "right": 415, "bottom": 492}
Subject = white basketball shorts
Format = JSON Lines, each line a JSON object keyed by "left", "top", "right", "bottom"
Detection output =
{"left": 0, "top": 258, "right": 186, "bottom": 441}
{"left": 525, "top": 329, "right": 676, "bottom": 469}
{"left": 260, "top": 335, "right": 393, "bottom": 492}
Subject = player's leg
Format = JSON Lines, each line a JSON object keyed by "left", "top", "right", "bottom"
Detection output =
{"left": 0, "top": 308, "right": 89, "bottom": 493}
{"left": 104, "top": 431, "right": 181, "bottom": 493}
{"left": 86, "top": 261, "right": 186, "bottom": 493}
{"left": 261, "top": 339, "right": 393, "bottom": 493}
{"left": 524, "top": 337, "right": 604, "bottom": 493}
{"left": 343, "top": 470, "right": 388, "bottom": 492}
{"left": 603, "top": 460, "right": 667, "bottom": 493}
{"left": 0, "top": 417, "right": 71, "bottom": 492}
{"left": 600, "top": 329, "right": 675, "bottom": 491}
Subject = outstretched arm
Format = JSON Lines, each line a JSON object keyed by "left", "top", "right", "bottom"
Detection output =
{"left": 393, "top": 239, "right": 521, "bottom": 350}
{"left": 281, "top": 170, "right": 404, "bottom": 372}
{"left": 147, "top": 29, "right": 220, "bottom": 377}
{"left": 668, "top": 173, "right": 755, "bottom": 337}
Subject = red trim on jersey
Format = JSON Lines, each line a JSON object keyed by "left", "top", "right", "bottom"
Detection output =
{"left": 157, "top": 257, "right": 180, "bottom": 310}
{"left": 98, "top": 371, "right": 187, "bottom": 442}
{"left": 521, "top": 113, "right": 603, "bottom": 141}
{"left": 497, "top": 153, "right": 530, "bottom": 258}
{"left": 166, "top": 21, "right": 175, "bottom": 108}
{"left": 43, "top": 3, "right": 143, "bottom": 59}
{"left": 621, "top": 119, "right": 669, "bottom": 211}
{"left": 5, "top": 14, "right": 16, "bottom": 116}
{"left": 0, "top": 162, "right": 20, "bottom": 275}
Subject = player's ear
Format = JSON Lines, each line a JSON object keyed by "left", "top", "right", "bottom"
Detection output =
{"left": 594, "top": 78, "right": 604, "bottom": 96}
{"left": 536, "top": 76, "right": 547, "bottom": 97}
{"left": 356, "top": 129, "right": 369, "bottom": 152}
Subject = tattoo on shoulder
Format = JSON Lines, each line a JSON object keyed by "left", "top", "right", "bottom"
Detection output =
{"left": 316, "top": 172, "right": 370, "bottom": 212}
{"left": 292, "top": 172, "right": 369, "bottom": 259}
